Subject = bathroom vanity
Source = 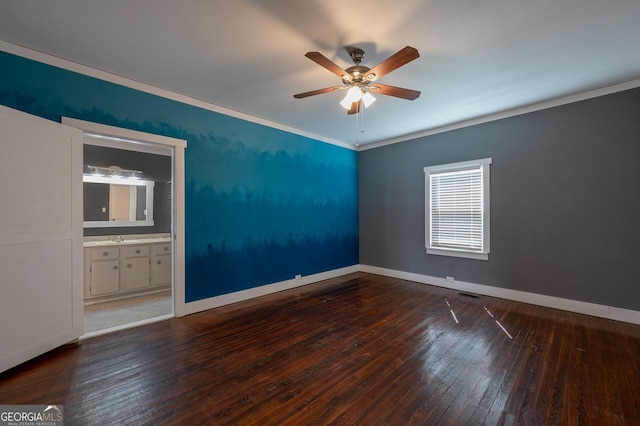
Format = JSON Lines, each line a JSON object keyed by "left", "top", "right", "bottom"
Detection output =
{"left": 83, "top": 234, "right": 172, "bottom": 302}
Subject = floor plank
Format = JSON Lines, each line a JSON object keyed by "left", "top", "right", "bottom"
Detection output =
{"left": 1, "top": 272, "right": 640, "bottom": 425}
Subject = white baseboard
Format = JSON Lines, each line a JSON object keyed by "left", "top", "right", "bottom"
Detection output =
{"left": 80, "top": 313, "right": 174, "bottom": 340}
{"left": 182, "top": 264, "right": 640, "bottom": 326}
{"left": 360, "top": 265, "right": 640, "bottom": 325}
{"left": 184, "top": 265, "right": 360, "bottom": 315}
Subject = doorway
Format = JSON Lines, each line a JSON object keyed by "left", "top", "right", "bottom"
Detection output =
{"left": 82, "top": 140, "right": 173, "bottom": 334}
{"left": 62, "top": 117, "right": 187, "bottom": 336}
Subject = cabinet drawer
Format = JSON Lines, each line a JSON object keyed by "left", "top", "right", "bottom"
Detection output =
{"left": 122, "top": 245, "right": 150, "bottom": 258}
{"left": 90, "top": 247, "right": 119, "bottom": 260}
{"left": 151, "top": 242, "right": 171, "bottom": 255}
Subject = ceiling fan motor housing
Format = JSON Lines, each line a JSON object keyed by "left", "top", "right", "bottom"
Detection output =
{"left": 345, "top": 65, "right": 371, "bottom": 82}
{"left": 344, "top": 49, "right": 373, "bottom": 84}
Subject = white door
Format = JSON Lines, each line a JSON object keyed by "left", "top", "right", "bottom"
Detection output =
{"left": 0, "top": 105, "right": 83, "bottom": 373}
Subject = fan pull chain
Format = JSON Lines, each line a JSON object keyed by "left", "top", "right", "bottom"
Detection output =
{"left": 355, "top": 104, "right": 359, "bottom": 146}
{"left": 355, "top": 100, "right": 365, "bottom": 147}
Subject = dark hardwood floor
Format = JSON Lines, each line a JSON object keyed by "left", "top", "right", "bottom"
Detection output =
{"left": 1, "top": 272, "right": 640, "bottom": 425}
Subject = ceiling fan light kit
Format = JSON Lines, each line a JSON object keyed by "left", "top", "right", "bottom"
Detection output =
{"left": 361, "top": 91, "right": 376, "bottom": 108}
{"left": 294, "top": 46, "right": 421, "bottom": 115}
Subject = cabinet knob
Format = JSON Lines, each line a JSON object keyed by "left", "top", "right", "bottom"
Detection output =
{"left": 136, "top": 249, "right": 141, "bottom": 254}
{"left": 113, "top": 265, "right": 118, "bottom": 270}
{"left": 157, "top": 260, "right": 162, "bottom": 265}
{"left": 127, "top": 264, "right": 132, "bottom": 269}
{"left": 164, "top": 247, "right": 168, "bottom": 251}
{"left": 103, "top": 252, "right": 109, "bottom": 256}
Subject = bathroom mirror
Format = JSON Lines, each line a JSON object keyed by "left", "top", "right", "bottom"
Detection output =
{"left": 83, "top": 175, "right": 155, "bottom": 228}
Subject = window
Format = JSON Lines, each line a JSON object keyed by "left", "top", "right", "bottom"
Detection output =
{"left": 424, "top": 158, "right": 491, "bottom": 260}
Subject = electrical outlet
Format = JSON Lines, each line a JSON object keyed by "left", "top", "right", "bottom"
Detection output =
{"left": 446, "top": 276, "right": 455, "bottom": 282}
{"left": 295, "top": 274, "right": 302, "bottom": 280}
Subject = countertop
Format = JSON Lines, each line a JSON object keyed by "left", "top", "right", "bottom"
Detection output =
{"left": 83, "top": 234, "right": 171, "bottom": 247}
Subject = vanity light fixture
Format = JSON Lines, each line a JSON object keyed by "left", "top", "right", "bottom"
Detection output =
{"left": 87, "top": 165, "right": 143, "bottom": 179}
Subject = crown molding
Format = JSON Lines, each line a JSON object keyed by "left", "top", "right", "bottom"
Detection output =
{"left": 0, "top": 40, "right": 354, "bottom": 151}
{"left": 358, "top": 78, "right": 640, "bottom": 151}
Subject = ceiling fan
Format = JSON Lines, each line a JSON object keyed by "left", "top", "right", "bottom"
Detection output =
{"left": 293, "top": 46, "right": 421, "bottom": 114}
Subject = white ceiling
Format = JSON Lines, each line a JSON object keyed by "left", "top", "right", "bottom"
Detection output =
{"left": 2, "top": 0, "right": 640, "bottom": 147}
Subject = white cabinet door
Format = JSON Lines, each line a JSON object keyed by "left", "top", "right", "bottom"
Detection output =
{"left": 122, "top": 257, "right": 150, "bottom": 291}
{"left": 90, "top": 260, "right": 120, "bottom": 296}
{"left": 151, "top": 254, "right": 172, "bottom": 287}
{"left": 0, "top": 105, "right": 83, "bottom": 373}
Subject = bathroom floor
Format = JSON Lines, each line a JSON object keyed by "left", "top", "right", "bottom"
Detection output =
{"left": 83, "top": 290, "right": 172, "bottom": 334}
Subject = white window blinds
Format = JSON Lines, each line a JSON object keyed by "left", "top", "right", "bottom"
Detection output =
{"left": 430, "top": 167, "right": 483, "bottom": 251}
{"left": 424, "top": 158, "right": 491, "bottom": 260}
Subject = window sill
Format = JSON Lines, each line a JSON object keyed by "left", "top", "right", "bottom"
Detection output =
{"left": 426, "top": 248, "right": 488, "bottom": 261}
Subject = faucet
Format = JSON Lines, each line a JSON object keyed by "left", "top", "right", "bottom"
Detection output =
{"left": 112, "top": 235, "right": 123, "bottom": 243}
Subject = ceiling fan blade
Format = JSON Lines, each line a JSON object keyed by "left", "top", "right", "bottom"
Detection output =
{"left": 347, "top": 100, "right": 361, "bottom": 115}
{"left": 305, "top": 52, "right": 351, "bottom": 81}
{"left": 370, "top": 83, "right": 421, "bottom": 100}
{"left": 364, "top": 46, "right": 419, "bottom": 81}
{"left": 293, "top": 86, "right": 344, "bottom": 99}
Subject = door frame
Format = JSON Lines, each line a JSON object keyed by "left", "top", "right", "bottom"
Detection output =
{"left": 62, "top": 117, "right": 187, "bottom": 317}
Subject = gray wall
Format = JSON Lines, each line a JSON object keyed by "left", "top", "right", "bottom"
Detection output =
{"left": 359, "top": 88, "right": 640, "bottom": 311}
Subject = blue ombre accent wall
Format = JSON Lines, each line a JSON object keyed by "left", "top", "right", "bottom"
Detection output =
{"left": 0, "top": 51, "right": 359, "bottom": 302}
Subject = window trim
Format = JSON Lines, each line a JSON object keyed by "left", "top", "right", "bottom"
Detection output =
{"left": 424, "top": 158, "right": 492, "bottom": 260}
